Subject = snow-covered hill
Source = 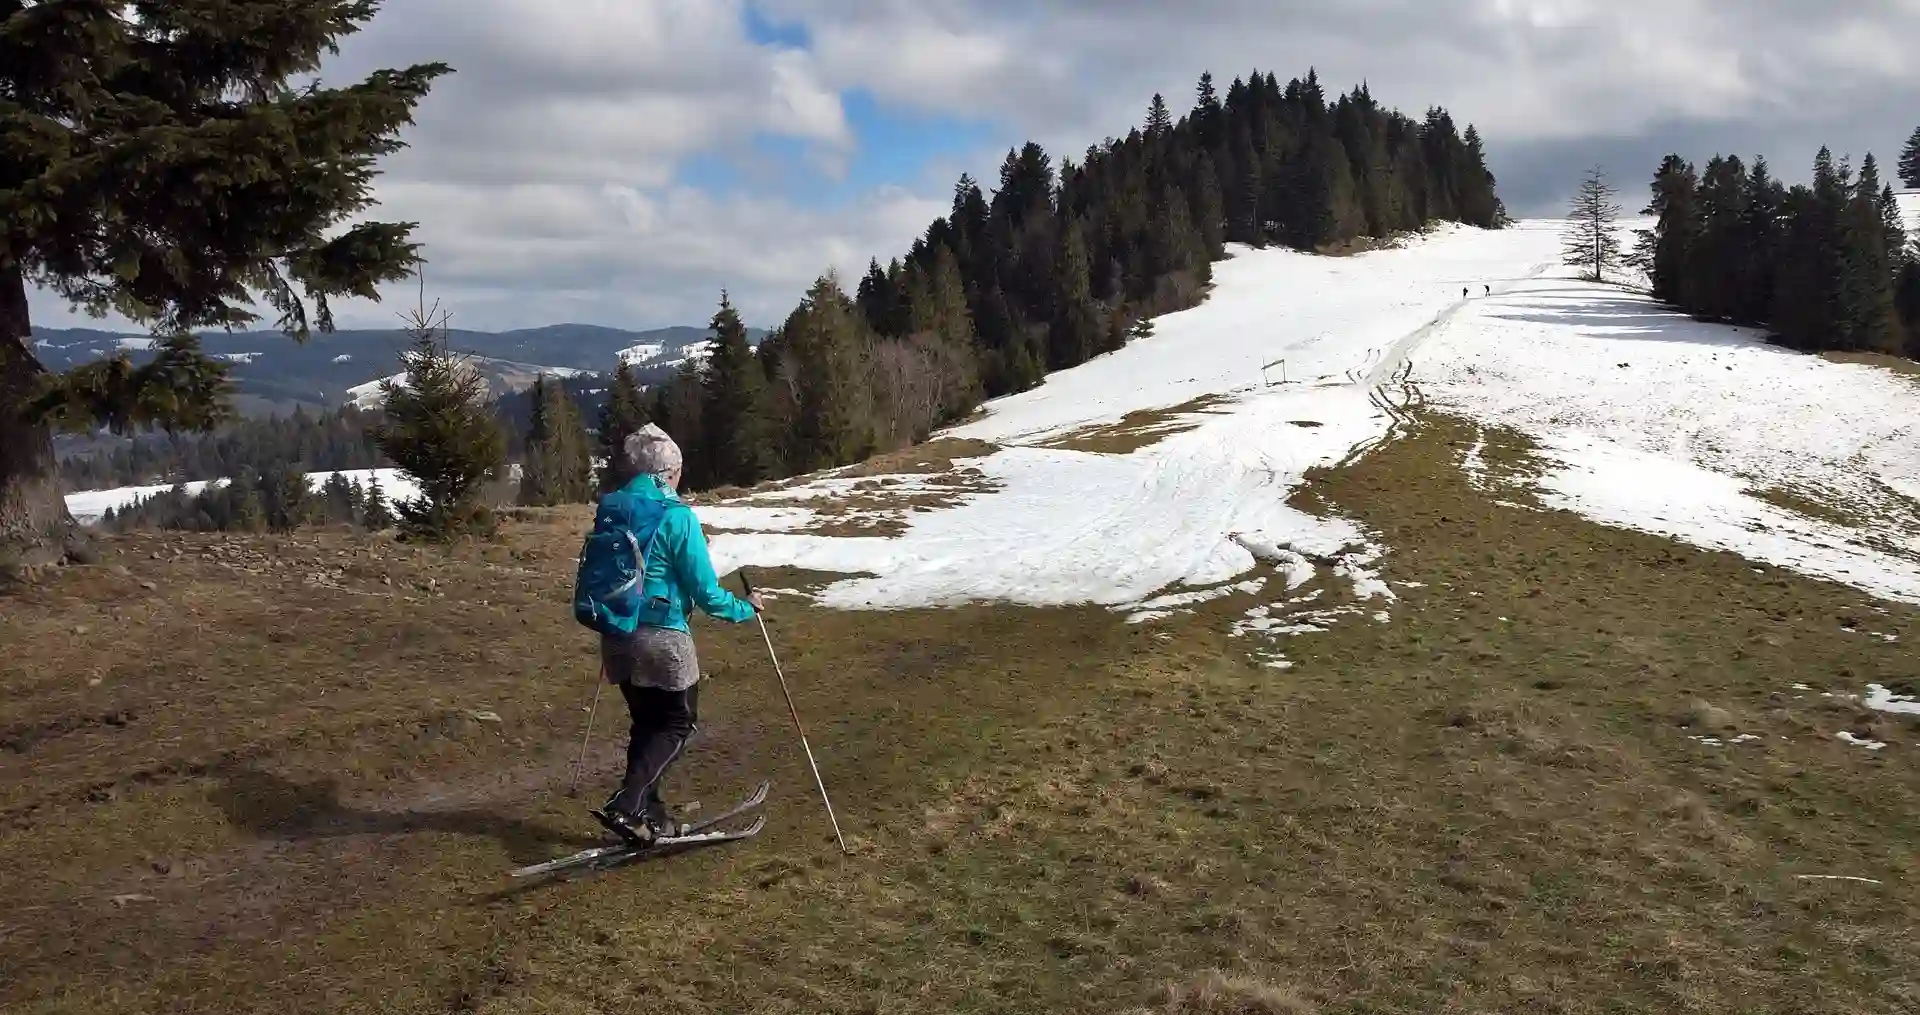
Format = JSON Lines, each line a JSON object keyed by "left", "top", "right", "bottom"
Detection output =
{"left": 702, "top": 217, "right": 1920, "bottom": 632}
{"left": 344, "top": 357, "right": 588, "bottom": 410}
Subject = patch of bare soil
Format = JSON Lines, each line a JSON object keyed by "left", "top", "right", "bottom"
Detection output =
{"left": 1036, "top": 395, "right": 1237, "bottom": 455}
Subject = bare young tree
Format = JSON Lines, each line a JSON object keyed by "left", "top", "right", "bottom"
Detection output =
{"left": 1563, "top": 167, "right": 1624, "bottom": 282}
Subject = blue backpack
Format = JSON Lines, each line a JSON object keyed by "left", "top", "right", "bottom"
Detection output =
{"left": 572, "top": 492, "right": 670, "bottom": 636}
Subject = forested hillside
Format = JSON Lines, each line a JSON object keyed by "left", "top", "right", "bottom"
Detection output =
{"left": 643, "top": 68, "right": 1505, "bottom": 492}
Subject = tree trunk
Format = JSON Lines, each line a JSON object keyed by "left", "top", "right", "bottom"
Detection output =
{"left": 0, "top": 260, "right": 83, "bottom": 573}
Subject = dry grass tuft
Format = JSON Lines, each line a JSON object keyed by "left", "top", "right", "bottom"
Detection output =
{"left": 1158, "top": 971, "right": 1316, "bottom": 1014}
{"left": 1683, "top": 699, "right": 1737, "bottom": 731}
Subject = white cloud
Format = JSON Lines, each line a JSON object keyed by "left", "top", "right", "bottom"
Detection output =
{"left": 26, "top": 0, "right": 1920, "bottom": 335}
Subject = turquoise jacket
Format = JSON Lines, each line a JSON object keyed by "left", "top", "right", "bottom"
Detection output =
{"left": 599, "top": 473, "right": 755, "bottom": 634}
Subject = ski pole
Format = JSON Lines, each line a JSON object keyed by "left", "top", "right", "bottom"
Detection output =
{"left": 742, "top": 569, "right": 848, "bottom": 854}
{"left": 567, "top": 665, "right": 606, "bottom": 796}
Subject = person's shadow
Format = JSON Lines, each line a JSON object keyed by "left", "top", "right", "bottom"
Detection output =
{"left": 209, "top": 768, "right": 602, "bottom": 867}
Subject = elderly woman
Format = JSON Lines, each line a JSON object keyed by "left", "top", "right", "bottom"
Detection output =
{"left": 586, "top": 423, "right": 762, "bottom": 845}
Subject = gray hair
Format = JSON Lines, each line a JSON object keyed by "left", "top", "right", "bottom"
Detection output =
{"left": 623, "top": 423, "right": 682, "bottom": 479}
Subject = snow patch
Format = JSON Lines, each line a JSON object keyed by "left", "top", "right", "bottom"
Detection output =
{"left": 218, "top": 352, "right": 261, "bottom": 364}
{"left": 618, "top": 340, "right": 713, "bottom": 370}
{"left": 347, "top": 371, "right": 405, "bottom": 409}
{"left": 332, "top": 353, "right": 354, "bottom": 364}
{"left": 1864, "top": 683, "right": 1920, "bottom": 716}
{"left": 1837, "top": 731, "right": 1888, "bottom": 751}
{"left": 67, "top": 467, "right": 419, "bottom": 524}
{"left": 1424, "top": 265, "right": 1920, "bottom": 604}
{"left": 693, "top": 506, "right": 818, "bottom": 532}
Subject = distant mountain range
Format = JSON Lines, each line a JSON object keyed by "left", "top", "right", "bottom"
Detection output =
{"left": 30, "top": 322, "right": 767, "bottom": 416}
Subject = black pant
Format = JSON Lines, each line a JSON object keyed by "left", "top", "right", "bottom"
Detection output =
{"left": 607, "top": 682, "right": 698, "bottom": 818}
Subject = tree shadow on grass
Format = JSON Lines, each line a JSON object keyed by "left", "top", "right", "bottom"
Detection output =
{"left": 209, "top": 767, "right": 602, "bottom": 867}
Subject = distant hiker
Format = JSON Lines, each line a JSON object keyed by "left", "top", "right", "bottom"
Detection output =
{"left": 1462, "top": 287, "right": 1468, "bottom": 299}
{"left": 1484, "top": 284, "right": 1490, "bottom": 296}
{"left": 573, "top": 423, "right": 762, "bottom": 846}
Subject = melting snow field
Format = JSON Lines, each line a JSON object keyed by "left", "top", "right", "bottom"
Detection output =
{"left": 1421, "top": 254, "right": 1920, "bottom": 604}
{"left": 707, "top": 221, "right": 1564, "bottom": 630}
{"left": 708, "top": 210, "right": 1920, "bottom": 638}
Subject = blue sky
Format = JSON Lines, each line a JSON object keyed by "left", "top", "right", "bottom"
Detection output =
{"left": 677, "top": 88, "right": 997, "bottom": 209}
{"left": 25, "top": 0, "right": 1920, "bottom": 335}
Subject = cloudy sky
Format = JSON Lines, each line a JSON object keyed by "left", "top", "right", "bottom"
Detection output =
{"left": 28, "top": 0, "right": 1920, "bottom": 334}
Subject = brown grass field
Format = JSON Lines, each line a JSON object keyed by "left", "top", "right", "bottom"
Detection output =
{"left": 2, "top": 414, "right": 1915, "bottom": 1013}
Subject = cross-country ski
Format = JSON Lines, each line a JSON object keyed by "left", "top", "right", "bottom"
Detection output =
{"left": 510, "top": 814, "right": 768, "bottom": 880}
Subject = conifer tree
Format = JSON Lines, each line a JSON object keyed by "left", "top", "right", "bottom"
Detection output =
{"left": 1194, "top": 73, "right": 1223, "bottom": 149}
{"left": 519, "top": 374, "right": 593, "bottom": 505}
{"left": 0, "top": 1, "right": 447, "bottom": 571}
{"left": 913, "top": 247, "right": 984, "bottom": 414}
{"left": 1900, "top": 126, "right": 1920, "bottom": 190}
{"left": 784, "top": 275, "right": 873, "bottom": 472}
{"left": 1898, "top": 251, "right": 1920, "bottom": 354}
{"left": 1633, "top": 156, "right": 1698, "bottom": 302}
{"left": 261, "top": 465, "right": 313, "bottom": 532}
{"left": 1145, "top": 93, "right": 1174, "bottom": 141}
{"left": 1050, "top": 217, "right": 1104, "bottom": 366}
{"left": 1736, "top": 156, "right": 1783, "bottom": 324}
{"left": 227, "top": 471, "right": 265, "bottom": 532}
{"left": 320, "top": 472, "right": 357, "bottom": 524}
{"left": 517, "top": 375, "right": 554, "bottom": 505}
{"left": 542, "top": 378, "right": 593, "bottom": 503}
{"left": 1192, "top": 152, "right": 1228, "bottom": 257}
{"left": 1562, "top": 167, "right": 1624, "bottom": 282}
{"left": 1687, "top": 155, "right": 1751, "bottom": 320}
{"left": 1838, "top": 154, "right": 1902, "bottom": 353}
{"left": 370, "top": 295, "right": 507, "bottom": 539}
{"left": 361, "top": 473, "right": 396, "bottom": 530}
{"left": 649, "top": 362, "right": 709, "bottom": 488}
{"left": 701, "top": 293, "right": 773, "bottom": 489}
{"left": 856, "top": 258, "right": 900, "bottom": 337}
{"left": 595, "top": 361, "right": 648, "bottom": 492}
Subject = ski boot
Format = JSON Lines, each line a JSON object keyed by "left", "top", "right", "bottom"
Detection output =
{"left": 590, "top": 805, "right": 649, "bottom": 846}
{"left": 640, "top": 801, "right": 690, "bottom": 841}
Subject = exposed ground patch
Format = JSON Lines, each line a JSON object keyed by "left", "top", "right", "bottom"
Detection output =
{"left": 1034, "top": 395, "right": 1238, "bottom": 455}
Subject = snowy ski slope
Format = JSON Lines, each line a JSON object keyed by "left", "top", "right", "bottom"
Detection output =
{"left": 708, "top": 221, "right": 1563, "bottom": 614}
{"left": 709, "top": 214, "right": 1920, "bottom": 615}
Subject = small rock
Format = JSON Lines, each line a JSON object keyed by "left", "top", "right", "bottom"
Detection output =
{"left": 110, "top": 893, "right": 156, "bottom": 907}
{"left": 138, "top": 581, "right": 156, "bottom": 591}
{"left": 73, "top": 624, "right": 89, "bottom": 635}
{"left": 109, "top": 565, "right": 131, "bottom": 578}
{"left": 466, "top": 710, "right": 503, "bottom": 724}
{"left": 151, "top": 859, "right": 172, "bottom": 875}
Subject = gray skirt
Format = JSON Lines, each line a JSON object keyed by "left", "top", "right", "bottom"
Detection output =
{"left": 601, "top": 625, "right": 701, "bottom": 691}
